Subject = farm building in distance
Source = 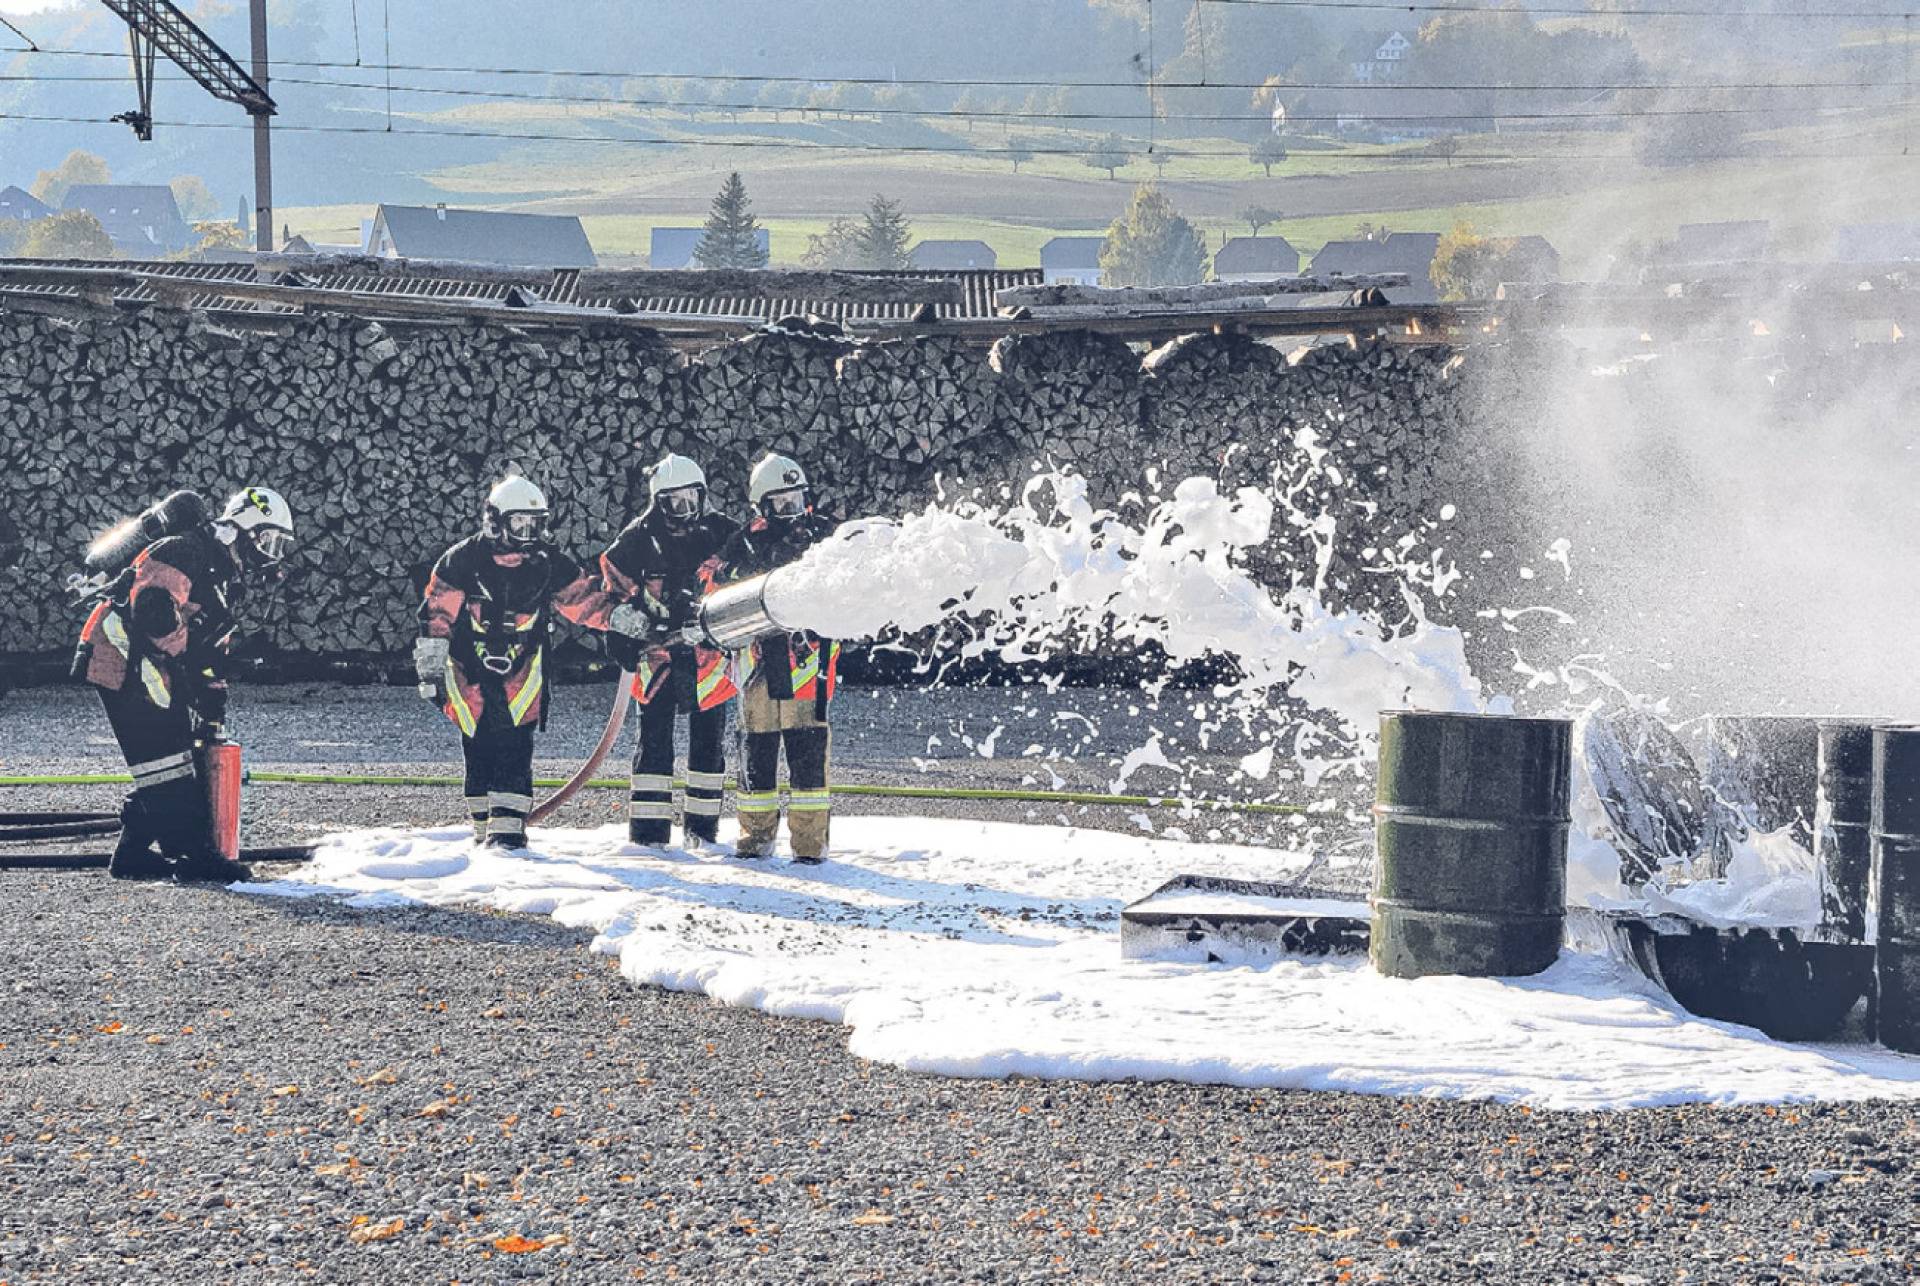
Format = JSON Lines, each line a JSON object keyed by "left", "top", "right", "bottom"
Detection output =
{"left": 1214, "top": 235, "right": 1302, "bottom": 281}
{"left": 650, "top": 226, "right": 770, "bottom": 269}
{"left": 0, "top": 186, "right": 50, "bottom": 222}
{"left": 62, "top": 184, "right": 191, "bottom": 257}
{"left": 1309, "top": 232, "right": 1442, "bottom": 303}
{"left": 910, "top": 240, "right": 996, "bottom": 270}
{"left": 367, "top": 204, "right": 597, "bottom": 268}
{"left": 1041, "top": 236, "right": 1103, "bottom": 286}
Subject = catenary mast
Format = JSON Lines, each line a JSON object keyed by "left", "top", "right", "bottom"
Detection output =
{"left": 96, "top": 0, "right": 278, "bottom": 251}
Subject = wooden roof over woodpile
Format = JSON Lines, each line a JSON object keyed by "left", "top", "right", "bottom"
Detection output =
{"left": 0, "top": 255, "right": 1469, "bottom": 348}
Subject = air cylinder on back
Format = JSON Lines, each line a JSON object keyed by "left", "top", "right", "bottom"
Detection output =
{"left": 1371, "top": 712, "right": 1572, "bottom": 979}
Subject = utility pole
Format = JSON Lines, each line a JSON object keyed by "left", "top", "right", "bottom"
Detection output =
{"left": 249, "top": 0, "right": 271, "bottom": 252}
{"left": 97, "top": 0, "right": 277, "bottom": 249}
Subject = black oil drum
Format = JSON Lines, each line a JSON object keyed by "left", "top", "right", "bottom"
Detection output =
{"left": 1816, "top": 721, "right": 1879, "bottom": 944}
{"left": 1371, "top": 712, "right": 1572, "bottom": 979}
{"left": 1701, "top": 715, "right": 1820, "bottom": 876}
{"left": 1871, "top": 725, "right": 1920, "bottom": 1052}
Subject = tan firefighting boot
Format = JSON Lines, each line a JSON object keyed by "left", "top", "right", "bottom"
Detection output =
{"left": 734, "top": 789, "right": 780, "bottom": 858}
{"left": 787, "top": 789, "right": 830, "bottom": 864}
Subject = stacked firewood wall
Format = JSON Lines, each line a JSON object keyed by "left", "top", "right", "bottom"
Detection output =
{"left": 0, "top": 305, "right": 1471, "bottom": 671}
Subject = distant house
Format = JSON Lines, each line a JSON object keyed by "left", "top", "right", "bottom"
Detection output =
{"left": 280, "top": 233, "right": 360, "bottom": 256}
{"left": 1213, "top": 235, "right": 1301, "bottom": 281}
{"left": 0, "top": 185, "right": 50, "bottom": 221}
{"left": 1662, "top": 220, "right": 1771, "bottom": 266}
{"left": 367, "top": 204, "right": 597, "bottom": 268}
{"left": 1835, "top": 222, "right": 1920, "bottom": 264}
{"left": 1041, "top": 236, "right": 1104, "bottom": 286}
{"left": 62, "top": 184, "right": 191, "bottom": 257}
{"left": 1351, "top": 31, "right": 1411, "bottom": 84}
{"left": 1308, "top": 232, "right": 1442, "bottom": 303}
{"left": 909, "top": 240, "right": 996, "bottom": 271}
{"left": 1500, "top": 235, "right": 1560, "bottom": 285}
{"left": 650, "top": 225, "right": 770, "bottom": 269}
{"left": 650, "top": 228, "right": 702, "bottom": 269}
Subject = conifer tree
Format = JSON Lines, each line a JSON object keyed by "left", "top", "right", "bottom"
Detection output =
{"left": 853, "top": 194, "right": 913, "bottom": 270}
{"left": 692, "top": 171, "right": 769, "bottom": 269}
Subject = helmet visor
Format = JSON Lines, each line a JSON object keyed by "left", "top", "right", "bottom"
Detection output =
{"left": 251, "top": 526, "right": 296, "bottom": 563}
{"left": 503, "top": 511, "right": 549, "bottom": 543}
{"left": 762, "top": 488, "right": 807, "bottom": 519}
{"left": 658, "top": 486, "right": 702, "bottom": 520}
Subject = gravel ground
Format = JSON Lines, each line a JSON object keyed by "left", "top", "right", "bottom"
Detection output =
{"left": 1, "top": 682, "right": 1915, "bottom": 1283}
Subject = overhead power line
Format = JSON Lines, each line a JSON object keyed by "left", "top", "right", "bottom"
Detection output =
{"left": 8, "top": 108, "right": 1920, "bottom": 164}
{"left": 8, "top": 37, "right": 1920, "bottom": 96}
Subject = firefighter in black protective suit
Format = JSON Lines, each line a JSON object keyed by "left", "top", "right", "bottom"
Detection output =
{"left": 594, "top": 454, "right": 738, "bottom": 849}
{"left": 717, "top": 453, "right": 840, "bottom": 863}
{"left": 415, "top": 475, "right": 616, "bottom": 849}
{"left": 74, "top": 486, "right": 296, "bottom": 881}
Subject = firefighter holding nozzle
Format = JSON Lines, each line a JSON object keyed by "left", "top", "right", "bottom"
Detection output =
{"left": 415, "top": 475, "right": 614, "bottom": 849}
{"left": 718, "top": 454, "right": 839, "bottom": 863}
{"left": 591, "top": 454, "right": 738, "bottom": 849}
{"left": 73, "top": 486, "right": 296, "bottom": 882}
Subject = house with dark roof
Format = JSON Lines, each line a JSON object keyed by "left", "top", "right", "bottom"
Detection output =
{"left": 1501, "top": 235, "right": 1560, "bottom": 284}
{"left": 367, "top": 204, "right": 597, "bottom": 268}
{"left": 1835, "top": 222, "right": 1920, "bottom": 264}
{"left": 1307, "top": 232, "right": 1441, "bottom": 303}
{"left": 1662, "top": 220, "right": 1771, "bottom": 266}
{"left": 1041, "top": 236, "right": 1104, "bottom": 286}
{"left": 62, "top": 184, "right": 191, "bottom": 257}
{"left": 909, "top": 240, "right": 996, "bottom": 271}
{"left": 650, "top": 227, "right": 702, "bottom": 269}
{"left": 649, "top": 225, "right": 770, "bottom": 269}
{"left": 0, "top": 186, "right": 50, "bottom": 221}
{"left": 1213, "top": 235, "right": 1301, "bottom": 281}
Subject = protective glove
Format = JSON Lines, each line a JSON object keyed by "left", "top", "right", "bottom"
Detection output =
{"left": 607, "top": 603, "right": 657, "bottom": 639}
{"left": 604, "top": 630, "right": 643, "bottom": 672}
{"left": 413, "top": 636, "right": 450, "bottom": 704}
{"left": 191, "top": 677, "right": 229, "bottom": 730}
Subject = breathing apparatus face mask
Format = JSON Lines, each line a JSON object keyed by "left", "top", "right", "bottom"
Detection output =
{"left": 761, "top": 488, "right": 807, "bottom": 520}
{"left": 657, "top": 486, "right": 703, "bottom": 522}
{"left": 251, "top": 526, "right": 296, "bottom": 564}
{"left": 501, "top": 511, "right": 549, "bottom": 545}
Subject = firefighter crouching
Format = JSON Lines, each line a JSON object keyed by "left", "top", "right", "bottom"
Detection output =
{"left": 74, "top": 486, "right": 296, "bottom": 881}
{"left": 415, "top": 475, "right": 613, "bottom": 849}
{"left": 594, "top": 454, "right": 737, "bottom": 849}
{"left": 719, "top": 453, "right": 839, "bottom": 863}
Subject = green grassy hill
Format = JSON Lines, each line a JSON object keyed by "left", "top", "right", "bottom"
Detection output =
{"left": 279, "top": 100, "right": 1920, "bottom": 280}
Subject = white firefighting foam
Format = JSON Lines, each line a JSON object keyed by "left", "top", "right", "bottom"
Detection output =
{"left": 766, "top": 472, "right": 1488, "bottom": 751}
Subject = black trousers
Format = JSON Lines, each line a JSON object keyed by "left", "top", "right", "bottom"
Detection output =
{"left": 461, "top": 712, "right": 536, "bottom": 846}
{"left": 97, "top": 677, "right": 213, "bottom": 863}
{"left": 630, "top": 698, "right": 726, "bottom": 845}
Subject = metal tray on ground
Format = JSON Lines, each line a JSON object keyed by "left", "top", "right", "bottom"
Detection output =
{"left": 1576, "top": 908, "right": 1871, "bottom": 1043}
{"left": 1120, "top": 873, "right": 1371, "bottom": 965}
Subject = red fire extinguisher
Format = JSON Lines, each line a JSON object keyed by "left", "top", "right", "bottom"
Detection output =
{"left": 203, "top": 739, "right": 243, "bottom": 863}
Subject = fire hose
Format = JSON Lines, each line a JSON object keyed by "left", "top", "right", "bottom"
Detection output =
{"left": 528, "top": 571, "right": 796, "bottom": 824}
{"left": 528, "top": 669, "right": 632, "bottom": 824}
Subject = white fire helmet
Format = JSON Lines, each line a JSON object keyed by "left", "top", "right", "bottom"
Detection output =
{"left": 217, "top": 485, "right": 296, "bottom": 564}
{"left": 484, "top": 474, "right": 551, "bottom": 546}
{"left": 749, "top": 453, "right": 809, "bottom": 518}
{"left": 648, "top": 454, "right": 707, "bottom": 521}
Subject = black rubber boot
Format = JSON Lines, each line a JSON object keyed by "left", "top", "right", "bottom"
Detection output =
{"left": 147, "top": 776, "right": 252, "bottom": 883}
{"left": 173, "top": 854, "right": 254, "bottom": 884}
{"left": 107, "top": 793, "right": 172, "bottom": 881}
